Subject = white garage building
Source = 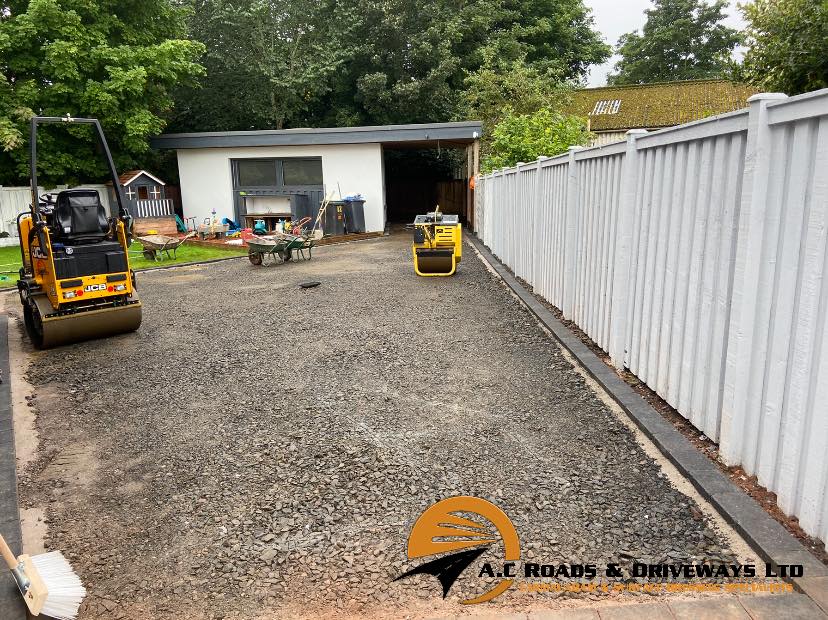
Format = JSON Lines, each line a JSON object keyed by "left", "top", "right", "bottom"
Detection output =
{"left": 151, "top": 122, "right": 482, "bottom": 234}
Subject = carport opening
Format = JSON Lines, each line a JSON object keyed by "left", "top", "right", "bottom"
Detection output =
{"left": 382, "top": 145, "right": 474, "bottom": 230}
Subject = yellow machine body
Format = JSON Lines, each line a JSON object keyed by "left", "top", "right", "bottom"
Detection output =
{"left": 412, "top": 211, "right": 462, "bottom": 277}
{"left": 19, "top": 215, "right": 137, "bottom": 306}
{"left": 16, "top": 116, "right": 142, "bottom": 349}
{"left": 18, "top": 214, "right": 142, "bottom": 348}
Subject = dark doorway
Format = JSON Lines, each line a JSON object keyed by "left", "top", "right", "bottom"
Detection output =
{"left": 383, "top": 148, "right": 467, "bottom": 225}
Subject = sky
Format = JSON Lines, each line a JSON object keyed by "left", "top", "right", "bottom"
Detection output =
{"left": 583, "top": 0, "right": 748, "bottom": 87}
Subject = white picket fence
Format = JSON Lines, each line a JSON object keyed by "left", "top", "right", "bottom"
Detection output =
{"left": 134, "top": 198, "right": 174, "bottom": 218}
{"left": 476, "top": 89, "right": 828, "bottom": 542}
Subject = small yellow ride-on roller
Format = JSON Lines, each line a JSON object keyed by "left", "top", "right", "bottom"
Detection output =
{"left": 411, "top": 208, "right": 462, "bottom": 276}
{"left": 16, "top": 116, "right": 142, "bottom": 349}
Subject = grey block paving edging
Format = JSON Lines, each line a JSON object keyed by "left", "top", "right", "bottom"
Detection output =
{"left": 467, "top": 234, "right": 828, "bottom": 582}
{"left": 0, "top": 315, "right": 27, "bottom": 618}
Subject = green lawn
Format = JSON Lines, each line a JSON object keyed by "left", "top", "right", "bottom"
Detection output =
{"left": 0, "top": 240, "right": 247, "bottom": 288}
{"left": 0, "top": 245, "right": 22, "bottom": 288}
{"left": 127, "top": 240, "right": 247, "bottom": 270}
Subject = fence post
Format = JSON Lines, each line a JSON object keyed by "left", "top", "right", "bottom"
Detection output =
{"left": 490, "top": 169, "right": 501, "bottom": 253}
{"left": 608, "top": 129, "right": 648, "bottom": 369}
{"left": 720, "top": 92, "right": 788, "bottom": 467}
{"left": 479, "top": 173, "right": 486, "bottom": 242}
{"left": 532, "top": 156, "right": 548, "bottom": 289}
{"left": 562, "top": 146, "right": 583, "bottom": 319}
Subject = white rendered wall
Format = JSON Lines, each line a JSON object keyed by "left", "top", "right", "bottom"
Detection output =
{"left": 175, "top": 143, "right": 385, "bottom": 232}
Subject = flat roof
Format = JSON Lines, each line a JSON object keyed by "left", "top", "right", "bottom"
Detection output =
{"left": 151, "top": 121, "right": 482, "bottom": 149}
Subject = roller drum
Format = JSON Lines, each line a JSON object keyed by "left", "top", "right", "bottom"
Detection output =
{"left": 26, "top": 293, "right": 142, "bottom": 349}
{"left": 414, "top": 249, "right": 456, "bottom": 276}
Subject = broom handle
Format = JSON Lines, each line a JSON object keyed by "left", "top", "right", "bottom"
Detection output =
{"left": 0, "top": 534, "right": 19, "bottom": 570}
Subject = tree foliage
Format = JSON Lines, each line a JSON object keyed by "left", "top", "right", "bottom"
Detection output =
{"left": 459, "top": 55, "right": 574, "bottom": 162}
{"left": 0, "top": 0, "right": 204, "bottom": 185}
{"left": 482, "top": 107, "right": 590, "bottom": 171}
{"left": 170, "top": 0, "right": 610, "bottom": 132}
{"left": 460, "top": 57, "right": 570, "bottom": 133}
{"left": 0, "top": 0, "right": 612, "bottom": 185}
{"left": 171, "top": 0, "right": 353, "bottom": 131}
{"left": 608, "top": 0, "right": 739, "bottom": 85}
{"left": 737, "top": 0, "right": 828, "bottom": 95}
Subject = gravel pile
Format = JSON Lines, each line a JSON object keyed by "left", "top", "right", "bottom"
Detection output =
{"left": 16, "top": 236, "right": 737, "bottom": 619}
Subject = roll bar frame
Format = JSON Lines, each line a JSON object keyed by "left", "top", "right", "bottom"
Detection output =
{"left": 29, "top": 115, "right": 128, "bottom": 220}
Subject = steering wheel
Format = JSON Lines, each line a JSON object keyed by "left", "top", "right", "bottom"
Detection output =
{"left": 37, "top": 192, "right": 58, "bottom": 211}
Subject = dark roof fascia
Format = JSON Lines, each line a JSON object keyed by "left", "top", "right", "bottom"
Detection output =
{"left": 151, "top": 121, "right": 483, "bottom": 149}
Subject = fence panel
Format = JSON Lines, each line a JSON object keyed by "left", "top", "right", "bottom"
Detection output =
{"left": 1, "top": 184, "right": 113, "bottom": 239}
{"left": 476, "top": 89, "right": 828, "bottom": 542}
{"left": 533, "top": 158, "right": 570, "bottom": 309}
{"left": 721, "top": 91, "right": 828, "bottom": 542}
{"left": 0, "top": 187, "right": 33, "bottom": 237}
{"left": 624, "top": 128, "right": 747, "bottom": 439}
{"left": 571, "top": 151, "right": 624, "bottom": 350}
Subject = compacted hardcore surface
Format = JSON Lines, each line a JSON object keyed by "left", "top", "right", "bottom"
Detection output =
{"left": 15, "top": 235, "right": 742, "bottom": 619}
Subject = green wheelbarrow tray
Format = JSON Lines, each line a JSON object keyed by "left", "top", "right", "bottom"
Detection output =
{"left": 247, "top": 233, "right": 314, "bottom": 265}
{"left": 135, "top": 231, "right": 196, "bottom": 261}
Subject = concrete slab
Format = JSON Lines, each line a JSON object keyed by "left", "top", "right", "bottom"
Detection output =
{"left": 668, "top": 597, "right": 750, "bottom": 619}
{"left": 597, "top": 602, "right": 673, "bottom": 619}
{"left": 528, "top": 608, "right": 600, "bottom": 619}
{"left": 794, "top": 576, "right": 828, "bottom": 615}
{"left": 738, "top": 593, "right": 828, "bottom": 619}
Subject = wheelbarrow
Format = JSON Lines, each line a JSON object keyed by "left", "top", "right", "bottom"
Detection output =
{"left": 247, "top": 233, "right": 314, "bottom": 265}
{"left": 135, "top": 231, "right": 196, "bottom": 261}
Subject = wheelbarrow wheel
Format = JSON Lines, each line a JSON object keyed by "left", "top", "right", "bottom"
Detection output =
{"left": 143, "top": 250, "right": 156, "bottom": 261}
{"left": 248, "top": 251, "right": 263, "bottom": 266}
{"left": 280, "top": 249, "right": 292, "bottom": 262}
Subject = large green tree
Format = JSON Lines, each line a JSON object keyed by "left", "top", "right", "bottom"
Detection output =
{"left": 0, "top": 0, "right": 204, "bottom": 185}
{"left": 170, "top": 0, "right": 610, "bottom": 132}
{"left": 737, "top": 0, "right": 828, "bottom": 95}
{"left": 608, "top": 0, "right": 740, "bottom": 85}
{"left": 172, "top": 0, "right": 352, "bottom": 132}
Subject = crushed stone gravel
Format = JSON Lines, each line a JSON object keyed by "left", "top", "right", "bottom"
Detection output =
{"left": 14, "top": 235, "right": 739, "bottom": 619}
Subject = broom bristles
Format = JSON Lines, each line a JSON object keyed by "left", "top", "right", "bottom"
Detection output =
{"left": 30, "top": 551, "right": 87, "bottom": 620}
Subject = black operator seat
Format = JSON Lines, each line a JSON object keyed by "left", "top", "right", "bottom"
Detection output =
{"left": 54, "top": 189, "right": 110, "bottom": 244}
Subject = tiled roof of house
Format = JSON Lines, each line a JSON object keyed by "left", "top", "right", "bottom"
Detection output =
{"left": 111, "top": 170, "right": 165, "bottom": 186}
{"left": 117, "top": 170, "right": 144, "bottom": 185}
{"left": 567, "top": 80, "right": 759, "bottom": 131}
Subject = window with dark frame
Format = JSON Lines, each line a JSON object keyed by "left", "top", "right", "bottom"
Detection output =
{"left": 233, "top": 158, "right": 323, "bottom": 188}
{"left": 282, "top": 159, "right": 323, "bottom": 186}
{"left": 236, "top": 159, "right": 279, "bottom": 187}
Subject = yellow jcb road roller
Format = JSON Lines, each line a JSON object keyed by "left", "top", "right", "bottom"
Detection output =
{"left": 16, "top": 116, "right": 142, "bottom": 348}
{"left": 411, "top": 207, "right": 462, "bottom": 276}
